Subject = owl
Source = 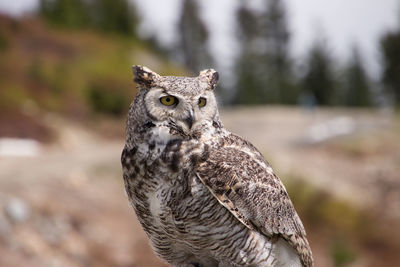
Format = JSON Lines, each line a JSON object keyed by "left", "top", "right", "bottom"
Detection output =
{"left": 121, "top": 66, "right": 313, "bottom": 267}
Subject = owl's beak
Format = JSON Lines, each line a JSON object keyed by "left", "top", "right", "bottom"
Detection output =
{"left": 183, "top": 109, "right": 194, "bottom": 129}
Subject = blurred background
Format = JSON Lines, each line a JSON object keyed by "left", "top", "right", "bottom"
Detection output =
{"left": 0, "top": 0, "right": 400, "bottom": 266}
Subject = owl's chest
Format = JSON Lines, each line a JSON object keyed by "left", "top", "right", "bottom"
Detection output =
{"left": 135, "top": 170, "right": 223, "bottom": 243}
{"left": 123, "top": 127, "right": 195, "bottom": 215}
{"left": 126, "top": 161, "right": 209, "bottom": 246}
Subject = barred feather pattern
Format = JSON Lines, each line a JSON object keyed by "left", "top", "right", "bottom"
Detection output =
{"left": 122, "top": 66, "right": 313, "bottom": 267}
{"left": 122, "top": 121, "right": 312, "bottom": 267}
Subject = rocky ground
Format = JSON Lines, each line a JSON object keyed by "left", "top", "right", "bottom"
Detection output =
{"left": 0, "top": 107, "right": 399, "bottom": 267}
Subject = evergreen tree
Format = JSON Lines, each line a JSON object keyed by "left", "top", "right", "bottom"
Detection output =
{"left": 343, "top": 48, "right": 371, "bottom": 107}
{"left": 38, "top": 0, "right": 137, "bottom": 36}
{"left": 39, "top": 0, "right": 89, "bottom": 29}
{"left": 234, "top": 5, "right": 266, "bottom": 104}
{"left": 178, "top": 0, "right": 213, "bottom": 73}
{"left": 92, "top": 0, "right": 137, "bottom": 35}
{"left": 262, "top": 0, "right": 296, "bottom": 104}
{"left": 234, "top": 0, "right": 295, "bottom": 105}
{"left": 301, "top": 39, "right": 337, "bottom": 106}
{"left": 380, "top": 27, "right": 400, "bottom": 107}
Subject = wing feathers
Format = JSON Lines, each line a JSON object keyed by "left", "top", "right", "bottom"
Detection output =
{"left": 195, "top": 136, "right": 313, "bottom": 267}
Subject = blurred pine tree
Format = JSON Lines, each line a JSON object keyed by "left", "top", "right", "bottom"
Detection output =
{"left": 380, "top": 25, "right": 400, "bottom": 107}
{"left": 234, "top": 0, "right": 296, "bottom": 105}
{"left": 39, "top": 0, "right": 89, "bottom": 29}
{"left": 301, "top": 39, "right": 338, "bottom": 106}
{"left": 234, "top": 6, "right": 265, "bottom": 104}
{"left": 177, "top": 0, "right": 213, "bottom": 73}
{"left": 38, "top": 0, "right": 137, "bottom": 36}
{"left": 342, "top": 48, "right": 372, "bottom": 107}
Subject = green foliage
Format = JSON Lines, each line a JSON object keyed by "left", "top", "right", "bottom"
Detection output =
{"left": 234, "top": 6, "right": 267, "bottom": 105}
{"left": 232, "top": 1, "right": 377, "bottom": 107}
{"left": 0, "top": 84, "right": 28, "bottom": 110}
{"left": 331, "top": 238, "right": 357, "bottom": 267}
{"left": 284, "top": 178, "right": 368, "bottom": 266}
{"left": 87, "top": 79, "right": 130, "bottom": 116}
{"left": 38, "top": 0, "right": 137, "bottom": 36}
{"left": 0, "top": 30, "right": 9, "bottom": 51}
{"left": 0, "top": 11, "right": 184, "bottom": 117}
{"left": 301, "top": 40, "right": 338, "bottom": 106}
{"left": 234, "top": 0, "right": 296, "bottom": 105}
{"left": 91, "top": 0, "right": 137, "bottom": 35}
{"left": 49, "top": 64, "right": 69, "bottom": 94}
{"left": 263, "top": 0, "right": 295, "bottom": 104}
{"left": 342, "top": 48, "right": 372, "bottom": 107}
{"left": 380, "top": 27, "right": 400, "bottom": 107}
{"left": 285, "top": 178, "right": 369, "bottom": 236}
{"left": 178, "top": 0, "right": 213, "bottom": 72}
{"left": 39, "top": 0, "right": 89, "bottom": 29}
{"left": 235, "top": 55, "right": 268, "bottom": 104}
{"left": 28, "top": 59, "right": 47, "bottom": 84}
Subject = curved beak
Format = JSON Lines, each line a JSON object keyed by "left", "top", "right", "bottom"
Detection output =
{"left": 184, "top": 109, "right": 194, "bottom": 129}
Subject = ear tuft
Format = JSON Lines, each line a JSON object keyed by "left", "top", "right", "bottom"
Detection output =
{"left": 132, "top": 65, "right": 160, "bottom": 87}
{"left": 199, "top": 69, "right": 219, "bottom": 90}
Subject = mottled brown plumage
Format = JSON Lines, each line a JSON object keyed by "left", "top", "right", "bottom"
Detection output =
{"left": 196, "top": 135, "right": 313, "bottom": 267}
{"left": 121, "top": 65, "right": 313, "bottom": 267}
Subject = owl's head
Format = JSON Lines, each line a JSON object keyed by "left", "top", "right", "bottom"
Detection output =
{"left": 129, "top": 65, "right": 221, "bottom": 137}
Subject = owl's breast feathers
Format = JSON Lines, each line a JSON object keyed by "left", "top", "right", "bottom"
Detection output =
{"left": 122, "top": 126, "right": 313, "bottom": 267}
{"left": 196, "top": 133, "right": 314, "bottom": 267}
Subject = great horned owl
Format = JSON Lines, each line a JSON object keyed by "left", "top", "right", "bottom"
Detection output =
{"left": 121, "top": 66, "right": 313, "bottom": 267}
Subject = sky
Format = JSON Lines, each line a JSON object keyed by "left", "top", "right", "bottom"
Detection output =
{"left": 134, "top": 0, "right": 399, "bottom": 77}
{"left": 0, "top": 0, "right": 399, "bottom": 77}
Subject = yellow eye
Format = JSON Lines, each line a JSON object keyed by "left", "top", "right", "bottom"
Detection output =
{"left": 198, "top": 97, "right": 207, "bottom": 108}
{"left": 160, "top": 96, "right": 177, "bottom": 106}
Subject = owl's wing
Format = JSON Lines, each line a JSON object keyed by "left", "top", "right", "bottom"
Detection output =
{"left": 195, "top": 136, "right": 313, "bottom": 267}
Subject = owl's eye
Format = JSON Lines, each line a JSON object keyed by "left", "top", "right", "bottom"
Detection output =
{"left": 198, "top": 97, "right": 207, "bottom": 108}
{"left": 160, "top": 96, "right": 178, "bottom": 106}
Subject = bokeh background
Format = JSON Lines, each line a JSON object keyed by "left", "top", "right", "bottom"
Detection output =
{"left": 0, "top": 0, "right": 400, "bottom": 266}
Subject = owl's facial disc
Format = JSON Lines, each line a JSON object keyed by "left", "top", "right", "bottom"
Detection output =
{"left": 144, "top": 88, "right": 217, "bottom": 135}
